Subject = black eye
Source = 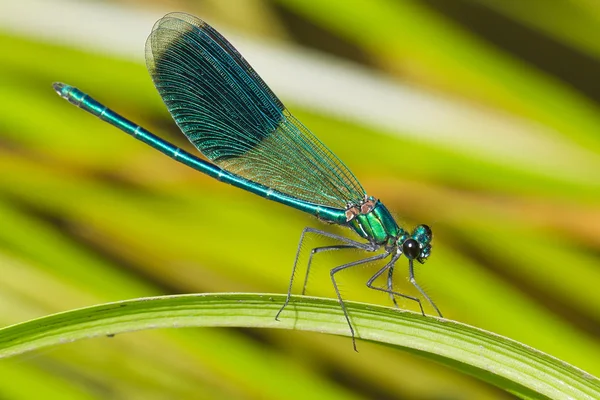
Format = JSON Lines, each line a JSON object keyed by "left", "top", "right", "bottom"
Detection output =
{"left": 402, "top": 239, "right": 421, "bottom": 259}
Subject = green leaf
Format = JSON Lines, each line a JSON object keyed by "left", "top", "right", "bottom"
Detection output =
{"left": 0, "top": 293, "right": 597, "bottom": 399}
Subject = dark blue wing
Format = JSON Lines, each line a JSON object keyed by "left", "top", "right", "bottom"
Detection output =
{"left": 145, "top": 12, "right": 365, "bottom": 209}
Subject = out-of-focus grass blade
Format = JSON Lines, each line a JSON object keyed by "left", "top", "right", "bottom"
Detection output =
{"left": 0, "top": 361, "right": 100, "bottom": 400}
{"left": 276, "top": 0, "right": 600, "bottom": 151}
{"left": 0, "top": 293, "right": 598, "bottom": 400}
{"left": 474, "top": 0, "right": 600, "bottom": 59}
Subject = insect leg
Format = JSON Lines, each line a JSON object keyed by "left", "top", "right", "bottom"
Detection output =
{"left": 330, "top": 251, "right": 390, "bottom": 351}
{"left": 276, "top": 227, "right": 373, "bottom": 320}
{"left": 366, "top": 254, "right": 425, "bottom": 315}
{"left": 408, "top": 259, "right": 443, "bottom": 318}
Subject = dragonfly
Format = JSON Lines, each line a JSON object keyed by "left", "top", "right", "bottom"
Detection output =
{"left": 53, "top": 12, "right": 442, "bottom": 350}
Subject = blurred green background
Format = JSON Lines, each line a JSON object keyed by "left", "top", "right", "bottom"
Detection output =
{"left": 1, "top": 0, "right": 599, "bottom": 399}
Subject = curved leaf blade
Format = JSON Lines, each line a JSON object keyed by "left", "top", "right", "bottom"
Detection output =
{"left": 0, "top": 293, "right": 597, "bottom": 400}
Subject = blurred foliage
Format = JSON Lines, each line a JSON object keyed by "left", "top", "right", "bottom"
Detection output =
{"left": 1, "top": 0, "right": 599, "bottom": 399}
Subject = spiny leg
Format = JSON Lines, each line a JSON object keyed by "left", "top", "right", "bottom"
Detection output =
{"left": 365, "top": 254, "right": 425, "bottom": 315}
{"left": 275, "top": 227, "right": 374, "bottom": 321}
{"left": 302, "top": 245, "right": 357, "bottom": 295}
{"left": 330, "top": 251, "right": 390, "bottom": 352}
{"left": 408, "top": 259, "right": 443, "bottom": 318}
{"left": 386, "top": 265, "right": 399, "bottom": 308}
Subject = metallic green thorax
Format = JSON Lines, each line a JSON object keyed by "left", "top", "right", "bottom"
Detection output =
{"left": 348, "top": 200, "right": 403, "bottom": 245}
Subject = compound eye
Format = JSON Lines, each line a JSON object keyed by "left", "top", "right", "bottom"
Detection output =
{"left": 420, "top": 224, "right": 432, "bottom": 237}
{"left": 402, "top": 238, "right": 421, "bottom": 259}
